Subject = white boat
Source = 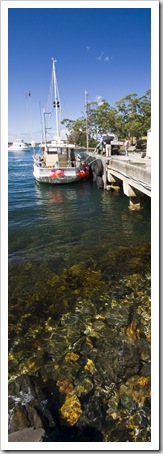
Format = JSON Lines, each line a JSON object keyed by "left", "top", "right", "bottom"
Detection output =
{"left": 8, "top": 140, "right": 31, "bottom": 152}
{"left": 33, "top": 58, "right": 89, "bottom": 184}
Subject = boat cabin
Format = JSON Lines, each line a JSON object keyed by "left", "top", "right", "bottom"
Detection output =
{"left": 44, "top": 142, "right": 76, "bottom": 168}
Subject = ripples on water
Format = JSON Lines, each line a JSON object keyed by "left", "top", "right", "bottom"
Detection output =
{"left": 9, "top": 150, "right": 150, "bottom": 262}
{"left": 8, "top": 149, "right": 151, "bottom": 442}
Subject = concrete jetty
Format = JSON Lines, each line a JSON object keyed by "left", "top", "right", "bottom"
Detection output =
{"left": 87, "top": 152, "right": 151, "bottom": 210}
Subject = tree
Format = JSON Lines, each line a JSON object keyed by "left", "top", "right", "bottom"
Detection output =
{"left": 62, "top": 89, "right": 151, "bottom": 147}
{"left": 115, "top": 91, "right": 151, "bottom": 142}
{"left": 88, "top": 100, "right": 117, "bottom": 136}
{"left": 138, "top": 89, "right": 151, "bottom": 134}
{"left": 115, "top": 93, "right": 140, "bottom": 142}
{"left": 62, "top": 117, "right": 86, "bottom": 146}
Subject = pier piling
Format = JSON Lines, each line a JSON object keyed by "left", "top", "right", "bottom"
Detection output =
{"left": 88, "top": 151, "right": 151, "bottom": 209}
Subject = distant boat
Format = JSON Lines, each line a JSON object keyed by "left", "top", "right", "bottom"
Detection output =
{"left": 33, "top": 58, "right": 89, "bottom": 184}
{"left": 8, "top": 140, "right": 31, "bottom": 152}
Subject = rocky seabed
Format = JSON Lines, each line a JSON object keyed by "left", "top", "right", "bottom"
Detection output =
{"left": 8, "top": 245, "right": 151, "bottom": 442}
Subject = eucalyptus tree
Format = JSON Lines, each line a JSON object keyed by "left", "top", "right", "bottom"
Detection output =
{"left": 115, "top": 93, "right": 141, "bottom": 142}
{"left": 61, "top": 117, "right": 86, "bottom": 146}
{"left": 138, "top": 89, "right": 151, "bottom": 134}
{"left": 88, "top": 100, "right": 117, "bottom": 136}
{"left": 115, "top": 90, "right": 151, "bottom": 142}
{"left": 62, "top": 89, "right": 151, "bottom": 146}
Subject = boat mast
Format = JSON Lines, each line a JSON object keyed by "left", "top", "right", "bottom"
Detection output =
{"left": 43, "top": 110, "right": 51, "bottom": 151}
{"left": 52, "top": 58, "right": 60, "bottom": 138}
{"left": 39, "top": 101, "right": 44, "bottom": 144}
{"left": 85, "top": 90, "right": 89, "bottom": 152}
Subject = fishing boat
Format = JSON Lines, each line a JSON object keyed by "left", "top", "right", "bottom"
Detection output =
{"left": 33, "top": 58, "right": 89, "bottom": 184}
{"left": 8, "top": 139, "right": 31, "bottom": 152}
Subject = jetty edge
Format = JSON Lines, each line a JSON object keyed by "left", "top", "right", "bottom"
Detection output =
{"left": 81, "top": 145, "right": 151, "bottom": 210}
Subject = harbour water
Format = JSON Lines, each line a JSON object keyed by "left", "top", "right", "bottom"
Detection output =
{"left": 8, "top": 149, "right": 151, "bottom": 442}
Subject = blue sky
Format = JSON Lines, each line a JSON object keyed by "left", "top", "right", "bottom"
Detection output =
{"left": 8, "top": 5, "right": 151, "bottom": 143}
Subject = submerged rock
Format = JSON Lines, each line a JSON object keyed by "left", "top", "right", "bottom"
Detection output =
{"left": 59, "top": 394, "right": 82, "bottom": 426}
{"left": 119, "top": 375, "right": 151, "bottom": 409}
{"left": 56, "top": 379, "right": 74, "bottom": 396}
{"left": 84, "top": 358, "right": 96, "bottom": 374}
{"left": 8, "top": 427, "right": 46, "bottom": 442}
{"left": 65, "top": 352, "right": 80, "bottom": 362}
{"left": 8, "top": 374, "right": 55, "bottom": 434}
{"left": 77, "top": 392, "right": 104, "bottom": 433}
{"left": 75, "top": 377, "right": 94, "bottom": 397}
{"left": 94, "top": 336, "right": 140, "bottom": 384}
{"left": 8, "top": 243, "right": 151, "bottom": 442}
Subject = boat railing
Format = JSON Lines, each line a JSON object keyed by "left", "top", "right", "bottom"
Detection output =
{"left": 33, "top": 154, "right": 79, "bottom": 169}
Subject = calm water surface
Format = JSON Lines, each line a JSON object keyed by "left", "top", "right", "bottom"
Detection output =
{"left": 8, "top": 149, "right": 150, "bottom": 265}
{"left": 8, "top": 149, "right": 151, "bottom": 442}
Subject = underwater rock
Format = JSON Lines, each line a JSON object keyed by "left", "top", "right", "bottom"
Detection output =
{"left": 55, "top": 360, "right": 80, "bottom": 383}
{"left": 59, "top": 394, "right": 82, "bottom": 426}
{"left": 93, "top": 320, "right": 106, "bottom": 331}
{"left": 140, "top": 345, "right": 151, "bottom": 364}
{"left": 9, "top": 403, "right": 32, "bottom": 432}
{"left": 8, "top": 402, "right": 46, "bottom": 434}
{"left": 65, "top": 352, "right": 80, "bottom": 362}
{"left": 119, "top": 392, "right": 137, "bottom": 411}
{"left": 75, "top": 299, "right": 97, "bottom": 316}
{"left": 119, "top": 375, "right": 151, "bottom": 409}
{"left": 56, "top": 379, "right": 74, "bottom": 396}
{"left": 108, "top": 427, "right": 134, "bottom": 442}
{"left": 94, "top": 337, "right": 140, "bottom": 384}
{"left": 84, "top": 359, "right": 96, "bottom": 374}
{"left": 75, "top": 378, "right": 94, "bottom": 397}
{"left": 83, "top": 326, "right": 99, "bottom": 338}
{"left": 126, "top": 321, "right": 140, "bottom": 343}
{"left": 60, "top": 312, "right": 81, "bottom": 326}
{"left": 104, "top": 389, "right": 120, "bottom": 416}
{"left": 77, "top": 392, "right": 104, "bottom": 433}
{"left": 84, "top": 337, "right": 94, "bottom": 349}
{"left": 104, "top": 305, "right": 130, "bottom": 327}
{"left": 18, "top": 354, "right": 44, "bottom": 375}
{"left": 8, "top": 374, "right": 55, "bottom": 434}
{"left": 8, "top": 243, "right": 151, "bottom": 442}
{"left": 8, "top": 427, "right": 46, "bottom": 442}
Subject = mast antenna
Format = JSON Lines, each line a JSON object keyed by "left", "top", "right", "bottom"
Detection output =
{"left": 85, "top": 90, "right": 89, "bottom": 152}
{"left": 52, "top": 58, "right": 61, "bottom": 138}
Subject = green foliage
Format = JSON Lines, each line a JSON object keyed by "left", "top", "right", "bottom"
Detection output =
{"left": 62, "top": 89, "right": 151, "bottom": 146}
{"left": 62, "top": 117, "right": 86, "bottom": 146}
{"left": 115, "top": 91, "right": 151, "bottom": 142}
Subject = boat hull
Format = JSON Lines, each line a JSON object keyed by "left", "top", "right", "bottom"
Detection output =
{"left": 8, "top": 147, "right": 31, "bottom": 152}
{"left": 33, "top": 164, "right": 82, "bottom": 184}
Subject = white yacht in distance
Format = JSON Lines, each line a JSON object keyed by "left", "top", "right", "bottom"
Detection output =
{"left": 8, "top": 140, "right": 31, "bottom": 152}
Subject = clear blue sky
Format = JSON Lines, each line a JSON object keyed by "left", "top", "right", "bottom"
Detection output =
{"left": 8, "top": 6, "right": 151, "bottom": 143}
